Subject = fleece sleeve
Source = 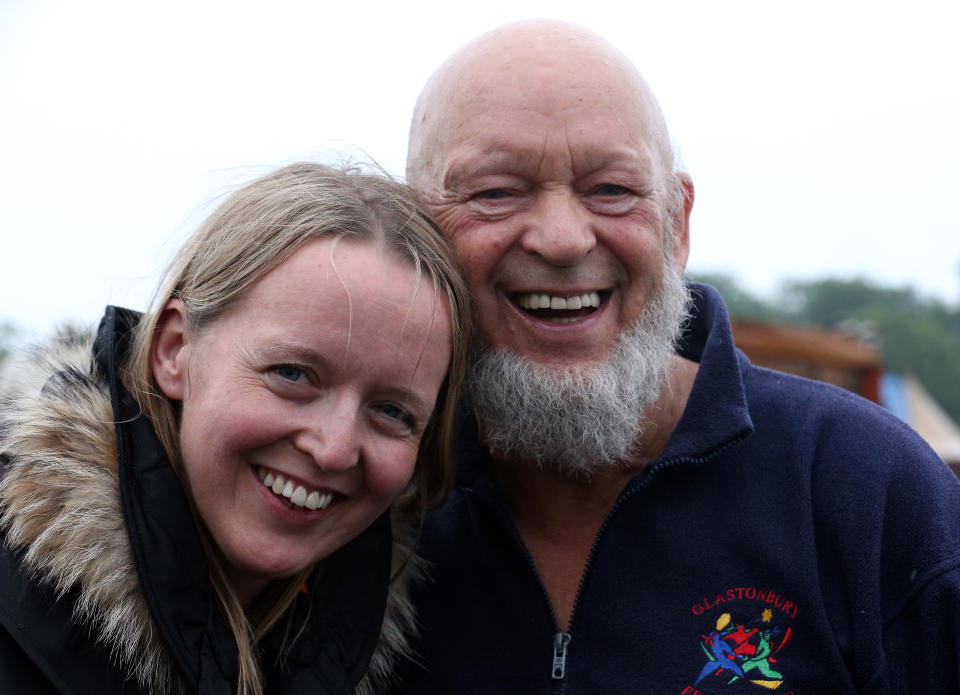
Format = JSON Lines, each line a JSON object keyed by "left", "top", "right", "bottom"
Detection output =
{"left": 811, "top": 396, "right": 960, "bottom": 694}
{"left": 883, "top": 563, "right": 960, "bottom": 694}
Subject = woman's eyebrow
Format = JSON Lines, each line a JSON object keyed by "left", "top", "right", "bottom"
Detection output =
{"left": 255, "top": 343, "right": 328, "bottom": 364}
{"left": 379, "top": 385, "right": 433, "bottom": 415}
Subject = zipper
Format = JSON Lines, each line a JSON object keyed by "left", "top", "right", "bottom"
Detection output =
{"left": 464, "top": 432, "right": 748, "bottom": 691}
{"left": 552, "top": 632, "right": 571, "bottom": 679}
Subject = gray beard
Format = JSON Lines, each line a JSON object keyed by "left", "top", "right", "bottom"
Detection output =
{"left": 466, "top": 261, "right": 691, "bottom": 477}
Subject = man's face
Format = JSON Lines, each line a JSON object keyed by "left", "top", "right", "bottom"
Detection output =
{"left": 417, "top": 65, "right": 690, "bottom": 371}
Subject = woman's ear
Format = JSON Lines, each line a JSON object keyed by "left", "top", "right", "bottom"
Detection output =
{"left": 151, "top": 299, "right": 190, "bottom": 400}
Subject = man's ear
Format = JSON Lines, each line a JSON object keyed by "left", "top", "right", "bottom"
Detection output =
{"left": 670, "top": 174, "right": 694, "bottom": 271}
{"left": 151, "top": 298, "right": 190, "bottom": 401}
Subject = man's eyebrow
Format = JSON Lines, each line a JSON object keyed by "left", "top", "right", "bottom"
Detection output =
{"left": 444, "top": 150, "right": 532, "bottom": 184}
{"left": 444, "top": 146, "right": 656, "bottom": 185}
{"left": 573, "top": 148, "right": 657, "bottom": 178}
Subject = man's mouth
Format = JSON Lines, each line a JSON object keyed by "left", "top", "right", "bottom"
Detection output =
{"left": 257, "top": 466, "right": 334, "bottom": 511}
{"left": 512, "top": 291, "right": 603, "bottom": 324}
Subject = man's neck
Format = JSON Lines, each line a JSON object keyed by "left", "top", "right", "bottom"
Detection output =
{"left": 486, "top": 354, "right": 699, "bottom": 630}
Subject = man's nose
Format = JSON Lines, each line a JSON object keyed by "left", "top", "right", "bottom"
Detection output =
{"left": 520, "top": 192, "right": 596, "bottom": 266}
{"left": 293, "top": 409, "right": 361, "bottom": 473}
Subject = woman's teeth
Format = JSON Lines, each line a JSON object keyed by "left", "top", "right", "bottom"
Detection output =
{"left": 257, "top": 466, "right": 332, "bottom": 511}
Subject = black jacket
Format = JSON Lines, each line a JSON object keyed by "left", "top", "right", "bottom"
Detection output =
{"left": 0, "top": 307, "right": 418, "bottom": 694}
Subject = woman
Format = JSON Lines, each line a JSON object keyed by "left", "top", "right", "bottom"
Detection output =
{"left": 0, "top": 162, "right": 470, "bottom": 694}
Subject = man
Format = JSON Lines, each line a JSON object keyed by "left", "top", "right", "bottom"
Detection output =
{"left": 396, "top": 20, "right": 960, "bottom": 694}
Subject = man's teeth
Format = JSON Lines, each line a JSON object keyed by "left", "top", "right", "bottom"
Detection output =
{"left": 257, "top": 467, "right": 332, "bottom": 511}
{"left": 516, "top": 291, "right": 600, "bottom": 322}
{"left": 517, "top": 291, "right": 599, "bottom": 311}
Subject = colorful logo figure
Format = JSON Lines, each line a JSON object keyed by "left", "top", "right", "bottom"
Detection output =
{"left": 694, "top": 609, "right": 791, "bottom": 690}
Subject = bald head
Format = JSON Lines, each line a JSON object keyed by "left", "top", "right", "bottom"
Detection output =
{"left": 407, "top": 20, "right": 676, "bottom": 192}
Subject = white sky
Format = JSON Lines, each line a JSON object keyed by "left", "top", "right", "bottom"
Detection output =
{"left": 2, "top": 0, "right": 959, "bottom": 338}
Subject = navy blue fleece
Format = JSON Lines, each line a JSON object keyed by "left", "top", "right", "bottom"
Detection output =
{"left": 393, "top": 283, "right": 960, "bottom": 695}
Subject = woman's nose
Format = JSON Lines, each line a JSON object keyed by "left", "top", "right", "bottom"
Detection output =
{"left": 292, "top": 410, "right": 361, "bottom": 472}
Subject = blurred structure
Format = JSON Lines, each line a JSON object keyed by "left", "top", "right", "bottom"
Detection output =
{"left": 731, "top": 320, "right": 882, "bottom": 402}
{"left": 881, "top": 374, "right": 960, "bottom": 476}
{"left": 731, "top": 319, "right": 960, "bottom": 476}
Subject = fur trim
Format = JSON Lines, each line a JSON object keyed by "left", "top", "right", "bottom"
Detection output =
{"left": 0, "top": 327, "right": 179, "bottom": 692}
{"left": 0, "top": 326, "right": 420, "bottom": 694}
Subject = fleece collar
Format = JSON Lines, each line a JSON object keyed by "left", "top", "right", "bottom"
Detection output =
{"left": 657, "top": 282, "right": 754, "bottom": 463}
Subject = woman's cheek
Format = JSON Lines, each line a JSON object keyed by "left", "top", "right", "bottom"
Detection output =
{"left": 367, "top": 442, "right": 420, "bottom": 504}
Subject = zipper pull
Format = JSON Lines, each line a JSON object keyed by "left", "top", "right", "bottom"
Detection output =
{"left": 551, "top": 632, "right": 571, "bottom": 680}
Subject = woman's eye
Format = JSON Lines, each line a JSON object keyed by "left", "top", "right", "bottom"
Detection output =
{"left": 375, "top": 403, "right": 415, "bottom": 431}
{"left": 273, "top": 365, "right": 307, "bottom": 383}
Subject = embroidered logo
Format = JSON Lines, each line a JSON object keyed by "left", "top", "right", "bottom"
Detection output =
{"left": 681, "top": 588, "right": 798, "bottom": 695}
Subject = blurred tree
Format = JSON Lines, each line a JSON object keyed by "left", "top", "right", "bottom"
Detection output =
{"left": 0, "top": 321, "right": 19, "bottom": 365}
{"left": 860, "top": 308, "right": 960, "bottom": 420}
{"left": 688, "top": 272, "right": 779, "bottom": 321}
{"left": 784, "top": 278, "right": 925, "bottom": 326}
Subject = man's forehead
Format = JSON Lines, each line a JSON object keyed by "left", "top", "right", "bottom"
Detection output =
{"left": 442, "top": 42, "right": 647, "bottom": 119}
{"left": 434, "top": 79, "right": 662, "bottom": 182}
{"left": 408, "top": 21, "right": 672, "bottom": 185}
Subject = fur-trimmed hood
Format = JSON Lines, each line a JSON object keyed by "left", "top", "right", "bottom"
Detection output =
{"left": 0, "top": 308, "right": 419, "bottom": 695}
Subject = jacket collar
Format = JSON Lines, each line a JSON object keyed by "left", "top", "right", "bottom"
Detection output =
{"left": 657, "top": 282, "right": 754, "bottom": 462}
{"left": 95, "top": 305, "right": 240, "bottom": 693}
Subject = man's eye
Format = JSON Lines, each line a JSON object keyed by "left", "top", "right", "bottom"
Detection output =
{"left": 273, "top": 365, "right": 307, "bottom": 383}
{"left": 474, "top": 189, "right": 510, "bottom": 200}
{"left": 594, "top": 184, "right": 630, "bottom": 196}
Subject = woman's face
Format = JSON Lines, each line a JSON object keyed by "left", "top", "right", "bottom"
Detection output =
{"left": 153, "top": 238, "right": 452, "bottom": 604}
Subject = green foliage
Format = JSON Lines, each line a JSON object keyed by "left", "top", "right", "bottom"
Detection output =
{"left": 0, "top": 320, "right": 18, "bottom": 365}
{"left": 693, "top": 274, "right": 960, "bottom": 423}
{"left": 687, "top": 273, "right": 780, "bottom": 321}
{"left": 785, "top": 278, "right": 929, "bottom": 326}
{"left": 855, "top": 302, "right": 960, "bottom": 422}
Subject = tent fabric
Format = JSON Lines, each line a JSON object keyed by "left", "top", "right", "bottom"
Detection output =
{"left": 881, "top": 373, "right": 960, "bottom": 464}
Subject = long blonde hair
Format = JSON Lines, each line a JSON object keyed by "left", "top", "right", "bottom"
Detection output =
{"left": 124, "top": 161, "right": 470, "bottom": 694}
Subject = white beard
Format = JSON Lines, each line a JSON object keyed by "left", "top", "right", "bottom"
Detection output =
{"left": 466, "top": 260, "right": 691, "bottom": 477}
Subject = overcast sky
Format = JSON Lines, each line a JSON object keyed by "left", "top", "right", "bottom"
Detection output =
{"left": 2, "top": 0, "right": 958, "bottom": 338}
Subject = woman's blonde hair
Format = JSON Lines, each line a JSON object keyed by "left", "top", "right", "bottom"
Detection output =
{"left": 124, "top": 161, "right": 470, "bottom": 694}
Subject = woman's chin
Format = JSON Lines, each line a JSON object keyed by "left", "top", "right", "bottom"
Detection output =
{"left": 221, "top": 552, "right": 309, "bottom": 607}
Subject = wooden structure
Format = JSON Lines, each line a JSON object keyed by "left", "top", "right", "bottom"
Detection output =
{"left": 730, "top": 319, "right": 882, "bottom": 402}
